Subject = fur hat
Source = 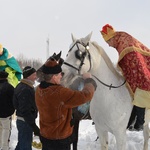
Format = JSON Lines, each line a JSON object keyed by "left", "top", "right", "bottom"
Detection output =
{"left": 42, "top": 59, "right": 62, "bottom": 74}
{"left": 100, "top": 24, "right": 116, "bottom": 41}
{"left": 23, "top": 66, "right": 36, "bottom": 78}
{"left": 0, "top": 70, "right": 8, "bottom": 79}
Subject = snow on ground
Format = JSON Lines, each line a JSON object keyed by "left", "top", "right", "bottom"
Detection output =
{"left": 10, "top": 119, "right": 150, "bottom": 150}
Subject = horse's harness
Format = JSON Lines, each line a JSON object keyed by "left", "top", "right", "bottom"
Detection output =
{"left": 64, "top": 41, "right": 92, "bottom": 75}
{"left": 63, "top": 41, "right": 126, "bottom": 90}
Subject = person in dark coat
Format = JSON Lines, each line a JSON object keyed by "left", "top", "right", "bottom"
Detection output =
{"left": 0, "top": 70, "right": 15, "bottom": 150}
{"left": 13, "top": 66, "right": 40, "bottom": 150}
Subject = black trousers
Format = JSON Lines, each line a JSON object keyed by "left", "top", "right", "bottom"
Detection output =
{"left": 127, "top": 105, "right": 145, "bottom": 129}
{"left": 41, "top": 136, "right": 72, "bottom": 150}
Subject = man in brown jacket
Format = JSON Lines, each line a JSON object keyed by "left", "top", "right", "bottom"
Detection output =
{"left": 35, "top": 58, "right": 97, "bottom": 150}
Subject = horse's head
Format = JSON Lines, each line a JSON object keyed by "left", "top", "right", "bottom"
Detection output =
{"left": 37, "top": 51, "right": 64, "bottom": 82}
{"left": 61, "top": 32, "right": 100, "bottom": 87}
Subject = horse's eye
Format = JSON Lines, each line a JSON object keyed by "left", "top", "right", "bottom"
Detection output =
{"left": 75, "top": 50, "right": 83, "bottom": 59}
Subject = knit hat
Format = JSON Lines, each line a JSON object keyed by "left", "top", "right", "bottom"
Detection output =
{"left": 100, "top": 24, "right": 116, "bottom": 41}
{"left": 0, "top": 70, "right": 8, "bottom": 79}
{"left": 42, "top": 59, "right": 62, "bottom": 74}
{"left": 23, "top": 66, "right": 36, "bottom": 78}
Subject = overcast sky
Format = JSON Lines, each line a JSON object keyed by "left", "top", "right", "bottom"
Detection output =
{"left": 0, "top": 0, "right": 150, "bottom": 63}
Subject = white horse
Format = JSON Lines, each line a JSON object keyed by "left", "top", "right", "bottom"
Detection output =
{"left": 61, "top": 32, "right": 133, "bottom": 150}
{"left": 143, "top": 109, "right": 150, "bottom": 150}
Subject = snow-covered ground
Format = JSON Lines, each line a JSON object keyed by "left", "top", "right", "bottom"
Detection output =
{"left": 10, "top": 119, "right": 149, "bottom": 150}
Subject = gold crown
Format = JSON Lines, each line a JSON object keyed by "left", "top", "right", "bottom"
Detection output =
{"left": 0, "top": 44, "right": 3, "bottom": 54}
{"left": 100, "top": 24, "right": 116, "bottom": 41}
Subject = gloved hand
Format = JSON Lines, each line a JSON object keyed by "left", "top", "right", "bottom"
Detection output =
{"left": 82, "top": 72, "right": 92, "bottom": 80}
{"left": 84, "top": 78, "right": 97, "bottom": 90}
{"left": 30, "top": 123, "right": 40, "bottom": 136}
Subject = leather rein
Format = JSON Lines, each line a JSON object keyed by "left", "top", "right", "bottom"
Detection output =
{"left": 63, "top": 41, "right": 126, "bottom": 90}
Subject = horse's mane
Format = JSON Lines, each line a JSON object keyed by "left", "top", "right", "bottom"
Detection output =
{"left": 91, "top": 41, "right": 123, "bottom": 79}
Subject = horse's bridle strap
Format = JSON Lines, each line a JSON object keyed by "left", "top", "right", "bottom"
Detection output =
{"left": 92, "top": 74, "right": 126, "bottom": 90}
{"left": 64, "top": 41, "right": 92, "bottom": 74}
{"left": 63, "top": 62, "right": 79, "bottom": 72}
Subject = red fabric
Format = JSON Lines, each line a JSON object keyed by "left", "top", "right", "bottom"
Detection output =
{"left": 110, "top": 32, "right": 150, "bottom": 93}
{"left": 101, "top": 24, "right": 114, "bottom": 34}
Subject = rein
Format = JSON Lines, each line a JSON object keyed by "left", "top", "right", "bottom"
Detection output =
{"left": 63, "top": 62, "right": 126, "bottom": 90}
{"left": 63, "top": 62, "right": 79, "bottom": 72}
{"left": 63, "top": 60, "right": 126, "bottom": 89}
{"left": 92, "top": 74, "right": 126, "bottom": 90}
{"left": 64, "top": 41, "right": 126, "bottom": 89}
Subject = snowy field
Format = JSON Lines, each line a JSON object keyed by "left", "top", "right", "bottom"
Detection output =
{"left": 10, "top": 119, "right": 150, "bottom": 150}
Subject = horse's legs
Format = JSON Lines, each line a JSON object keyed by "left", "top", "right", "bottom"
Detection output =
{"left": 143, "top": 108, "right": 150, "bottom": 150}
{"left": 114, "top": 130, "right": 126, "bottom": 150}
{"left": 97, "top": 130, "right": 108, "bottom": 150}
{"left": 143, "top": 124, "right": 149, "bottom": 150}
{"left": 72, "top": 119, "right": 80, "bottom": 150}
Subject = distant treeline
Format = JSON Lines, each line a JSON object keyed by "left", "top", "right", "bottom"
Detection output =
{"left": 16, "top": 54, "right": 43, "bottom": 70}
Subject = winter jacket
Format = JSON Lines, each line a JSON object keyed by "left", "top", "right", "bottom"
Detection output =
{"left": 0, "top": 79, "right": 15, "bottom": 118}
{"left": 13, "top": 79, "right": 38, "bottom": 125}
{"left": 35, "top": 79, "right": 96, "bottom": 140}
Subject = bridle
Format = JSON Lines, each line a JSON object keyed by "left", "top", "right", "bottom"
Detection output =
{"left": 63, "top": 41, "right": 126, "bottom": 90}
{"left": 64, "top": 41, "right": 92, "bottom": 75}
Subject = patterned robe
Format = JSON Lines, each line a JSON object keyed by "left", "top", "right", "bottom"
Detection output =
{"left": 109, "top": 32, "right": 150, "bottom": 108}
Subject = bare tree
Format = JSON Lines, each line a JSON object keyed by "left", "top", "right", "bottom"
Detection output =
{"left": 16, "top": 54, "right": 43, "bottom": 70}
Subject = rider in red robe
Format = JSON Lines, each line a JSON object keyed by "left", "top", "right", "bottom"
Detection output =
{"left": 100, "top": 24, "right": 150, "bottom": 130}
